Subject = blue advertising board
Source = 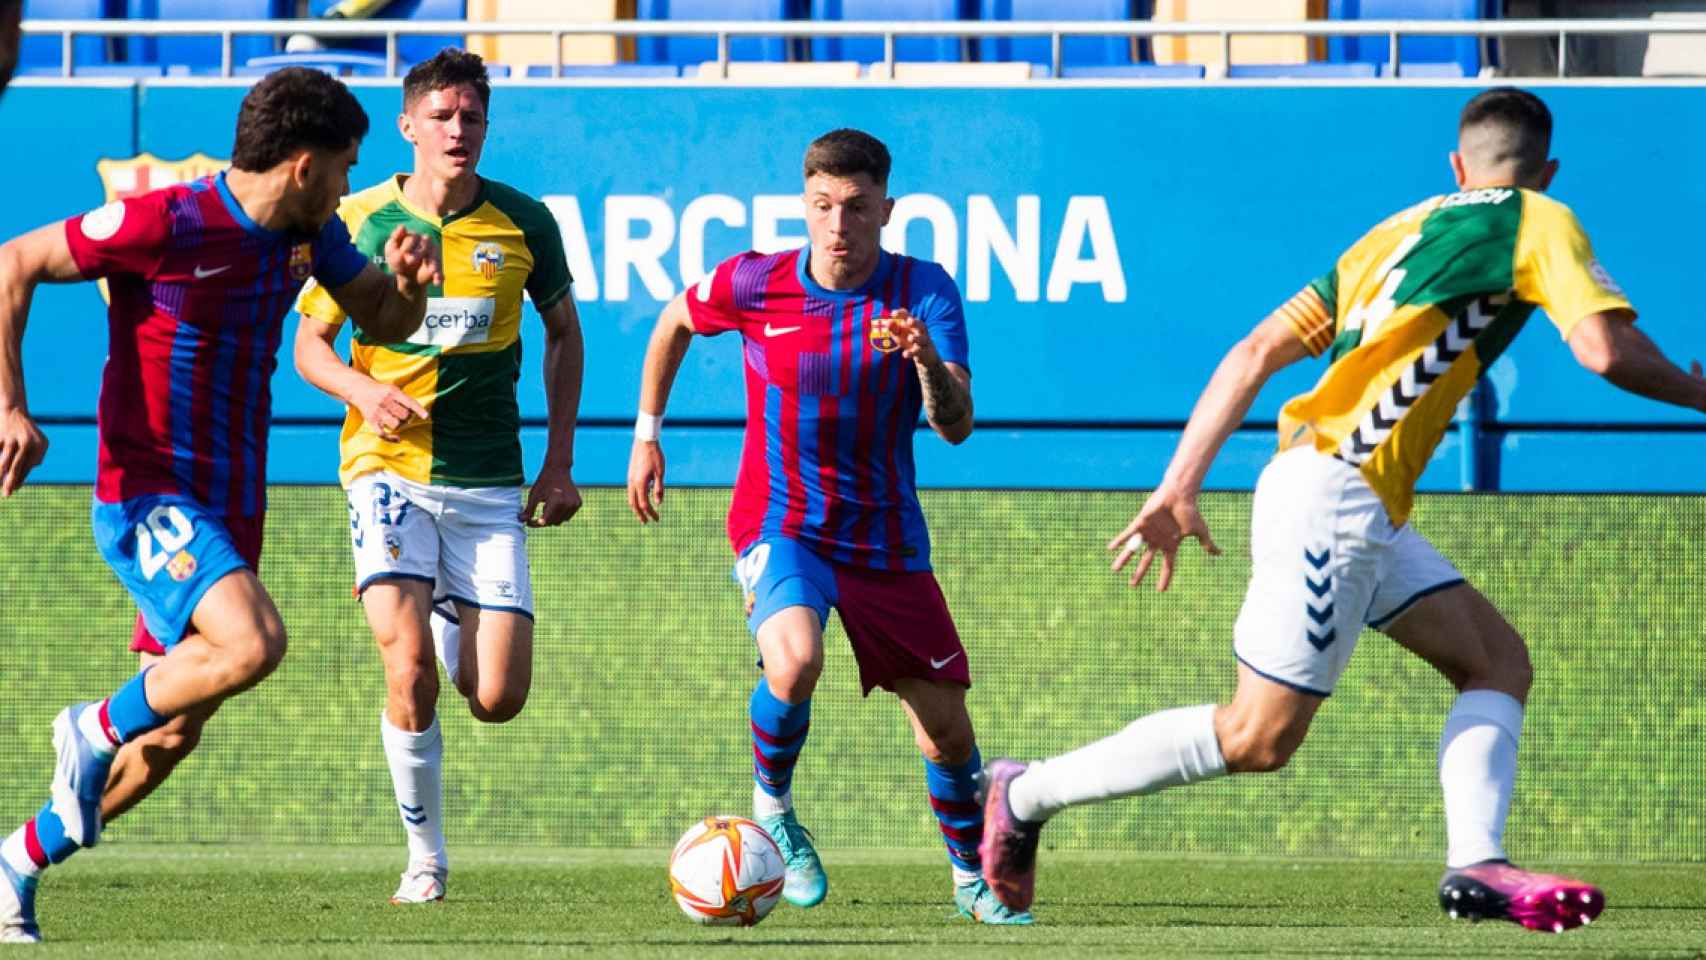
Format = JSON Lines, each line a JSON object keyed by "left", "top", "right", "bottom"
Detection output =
{"left": 2, "top": 82, "right": 1700, "bottom": 489}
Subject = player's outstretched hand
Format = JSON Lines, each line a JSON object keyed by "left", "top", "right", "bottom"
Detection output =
{"left": 349, "top": 377, "right": 429, "bottom": 442}
{"left": 0, "top": 407, "right": 47, "bottom": 497}
{"left": 1107, "top": 489, "right": 1221, "bottom": 592}
{"left": 384, "top": 226, "right": 443, "bottom": 294}
{"left": 627, "top": 438, "right": 665, "bottom": 524}
{"left": 888, "top": 309, "right": 940, "bottom": 366}
{"left": 522, "top": 465, "right": 582, "bottom": 528}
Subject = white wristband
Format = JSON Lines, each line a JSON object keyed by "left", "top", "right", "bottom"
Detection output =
{"left": 635, "top": 412, "right": 663, "bottom": 442}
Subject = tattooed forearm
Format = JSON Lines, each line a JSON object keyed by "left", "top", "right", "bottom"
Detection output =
{"left": 920, "top": 359, "right": 970, "bottom": 429}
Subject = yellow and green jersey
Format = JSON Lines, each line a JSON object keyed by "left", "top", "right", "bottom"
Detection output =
{"left": 297, "top": 174, "right": 571, "bottom": 489}
{"left": 1275, "top": 187, "right": 1632, "bottom": 526}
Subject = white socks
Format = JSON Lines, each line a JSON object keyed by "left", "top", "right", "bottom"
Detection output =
{"left": 752, "top": 783, "right": 791, "bottom": 820}
{"left": 381, "top": 712, "right": 447, "bottom": 872}
{"left": 1, "top": 830, "right": 40, "bottom": 880}
{"left": 1439, "top": 689, "right": 1523, "bottom": 869}
{"left": 430, "top": 609, "right": 462, "bottom": 690}
{"left": 1009, "top": 704, "right": 1227, "bottom": 822}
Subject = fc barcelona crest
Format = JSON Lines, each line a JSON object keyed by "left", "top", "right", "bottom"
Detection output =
{"left": 289, "top": 243, "right": 313, "bottom": 282}
{"left": 869, "top": 315, "right": 900, "bottom": 354}
{"left": 94, "top": 153, "right": 226, "bottom": 303}
{"left": 472, "top": 242, "right": 504, "bottom": 280}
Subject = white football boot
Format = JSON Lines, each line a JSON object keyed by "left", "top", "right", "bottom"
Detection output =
{"left": 390, "top": 864, "right": 447, "bottom": 904}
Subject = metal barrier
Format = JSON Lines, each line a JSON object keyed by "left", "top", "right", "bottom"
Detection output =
{"left": 17, "top": 17, "right": 1706, "bottom": 80}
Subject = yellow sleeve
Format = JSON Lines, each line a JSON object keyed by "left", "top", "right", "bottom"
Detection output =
{"left": 294, "top": 277, "right": 347, "bottom": 329}
{"left": 1512, "top": 195, "right": 1635, "bottom": 341}
{"left": 294, "top": 202, "right": 363, "bottom": 327}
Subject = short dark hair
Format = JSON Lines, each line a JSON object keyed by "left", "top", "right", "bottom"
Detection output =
{"left": 403, "top": 48, "right": 492, "bottom": 112}
{"left": 231, "top": 67, "right": 369, "bottom": 172}
{"left": 1458, "top": 87, "right": 1552, "bottom": 180}
{"left": 803, "top": 128, "right": 891, "bottom": 186}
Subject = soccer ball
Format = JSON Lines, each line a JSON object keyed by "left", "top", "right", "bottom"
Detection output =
{"left": 668, "top": 816, "right": 786, "bottom": 926}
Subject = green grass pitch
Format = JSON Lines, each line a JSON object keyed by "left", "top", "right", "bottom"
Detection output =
{"left": 22, "top": 847, "right": 1706, "bottom": 956}
{"left": 0, "top": 485, "right": 1704, "bottom": 952}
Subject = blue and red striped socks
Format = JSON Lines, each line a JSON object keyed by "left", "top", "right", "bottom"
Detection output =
{"left": 749, "top": 680, "right": 810, "bottom": 818}
{"left": 0, "top": 671, "right": 167, "bottom": 881}
{"left": 925, "top": 748, "right": 984, "bottom": 885}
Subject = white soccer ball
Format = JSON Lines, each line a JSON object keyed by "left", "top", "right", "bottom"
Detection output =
{"left": 668, "top": 815, "right": 786, "bottom": 926}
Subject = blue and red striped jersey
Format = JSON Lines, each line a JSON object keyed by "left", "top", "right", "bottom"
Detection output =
{"left": 65, "top": 172, "right": 367, "bottom": 516}
{"left": 688, "top": 247, "right": 969, "bottom": 572}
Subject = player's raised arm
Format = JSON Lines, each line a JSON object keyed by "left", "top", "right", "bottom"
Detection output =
{"left": 0, "top": 220, "right": 109, "bottom": 495}
{"left": 625, "top": 292, "right": 697, "bottom": 523}
{"left": 522, "top": 294, "right": 586, "bottom": 528}
{"left": 324, "top": 225, "right": 443, "bottom": 343}
{"left": 1110, "top": 309, "right": 1312, "bottom": 592}
{"left": 1566, "top": 311, "right": 1706, "bottom": 414}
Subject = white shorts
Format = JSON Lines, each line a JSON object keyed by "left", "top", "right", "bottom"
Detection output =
{"left": 347, "top": 471, "right": 534, "bottom": 619}
{"left": 1232, "top": 447, "right": 1463, "bottom": 696}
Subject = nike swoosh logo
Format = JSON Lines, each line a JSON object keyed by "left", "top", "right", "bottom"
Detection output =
{"left": 193, "top": 264, "right": 231, "bottom": 279}
{"left": 763, "top": 323, "right": 802, "bottom": 337}
{"left": 929, "top": 652, "right": 962, "bottom": 670}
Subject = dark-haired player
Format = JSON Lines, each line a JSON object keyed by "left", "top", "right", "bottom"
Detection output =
{"left": 0, "top": 68, "right": 441, "bottom": 942}
{"left": 980, "top": 87, "right": 1706, "bottom": 932}
{"left": 627, "top": 128, "right": 1029, "bottom": 925}
{"left": 295, "top": 48, "right": 583, "bottom": 905}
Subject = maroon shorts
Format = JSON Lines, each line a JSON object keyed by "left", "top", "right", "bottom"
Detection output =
{"left": 835, "top": 565, "right": 971, "bottom": 695}
{"left": 129, "top": 511, "right": 265, "bottom": 656}
{"left": 739, "top": 537, "right": 970, "bottom": 696}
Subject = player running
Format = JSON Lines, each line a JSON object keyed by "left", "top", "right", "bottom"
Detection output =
{"left": 294, "top": 49, "right": 583, "bottom": 905}
{"left": 626, "top": 129, "right": 1029, "bottom": 925}
{"left": 979, "top": 87, "right": 1706, "bottom": 932}
{"left": 0, "top": 68, "right": 441, "bottom": 943}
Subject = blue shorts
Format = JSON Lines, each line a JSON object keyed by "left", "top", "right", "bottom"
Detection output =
{"left": 734, "top": 537, "right": 970, "bottom": 694}
{"left": 735, "top": 538, "right": 836, "bottom": 633}
{"left": 92, "top": 494, "right": 253, "bottom": 650}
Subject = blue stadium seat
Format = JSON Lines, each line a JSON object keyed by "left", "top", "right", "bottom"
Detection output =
{"left": 1228, "top": 62, "right": 1377, "bottom": 78}
{"left": 809, "top": 1, "right": 970, "bottom": 65}
{"left": 1061, "top": 62, "right": 1202, "bottom": 78}
{"left": 245, "top": 51, "right": 390, "bottom": 76}
{"left": 977, "top": 0, "right": 1143, "bottom": 69}
{"left": 72, "top": 62, "right": 166, "bottom": 76}
{"left": 1378, "top": 60, "right": 1466, "bottom": 77}
{"left": 307, "top": 0, "right": 466, "bottom": 67}
{"left": 524, "top": 63, "right": 682, "bottom": 78}
{"left": 634, "top": 0, "right": 798, "bottom": 66}
{"left": 20, "top": 0, "right": 117, "bottom": 73}
{"left": 1326, "top": 0, "right": 1498, "bottom": 78}
{"left": 125, "top": 0, "right": 291, "bottom": 73}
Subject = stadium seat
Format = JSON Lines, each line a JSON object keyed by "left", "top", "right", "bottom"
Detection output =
{"left": 307, "top": 0, "right": 467, "bottom": 67}
{"left": 976, "top": 0, "right": 1142, "bottom": 69}
{"left": 71, "top": 62, "right": 166, "bottom": 76}
{"left": 634, "top": 0, "right": 798, "bottom": 66}
{"left": 21, "top": 0, "right": 120, "bottom": 73}
{"left": 1325, "top": 0, "right": 1494, "bottom": 78}
{"left": 1151, "top": 0, "right": 1325, "bottom": 69}
{"left": 466, "top": 0, "right": 634, "bottom": 74}
{"left": 524, "top": 63, "right": 681, "bottom": 77}
{"left": 695, "top": 60, "right": 858, "bottom": 79}
{"left": 1227, "top": 61, "right": 1375, "bottom": 77}
{"left": 1378, "top": 60, "right": 1465, "bottom": 77}
{"left": 809, "top": 1, "right": 969, "bottom": 66}
{"left": 1061, "top": 62, "right": 1203, "bottom": 77}
{"left": 1641, "top": 12, "right": 1706, "bottom": 77}
{"left": 125, "top": 0, "right": 291, "bottom": 73}
{"left": 244, "top": 51, "right": 390, "bottom": 76}
{"left": 865, "top": 60, "right": 1038, "bottom": 80}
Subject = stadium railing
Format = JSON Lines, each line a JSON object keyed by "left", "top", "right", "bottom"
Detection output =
{"left": 16, "top": 17, "right": 1706, "bottom": 80}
